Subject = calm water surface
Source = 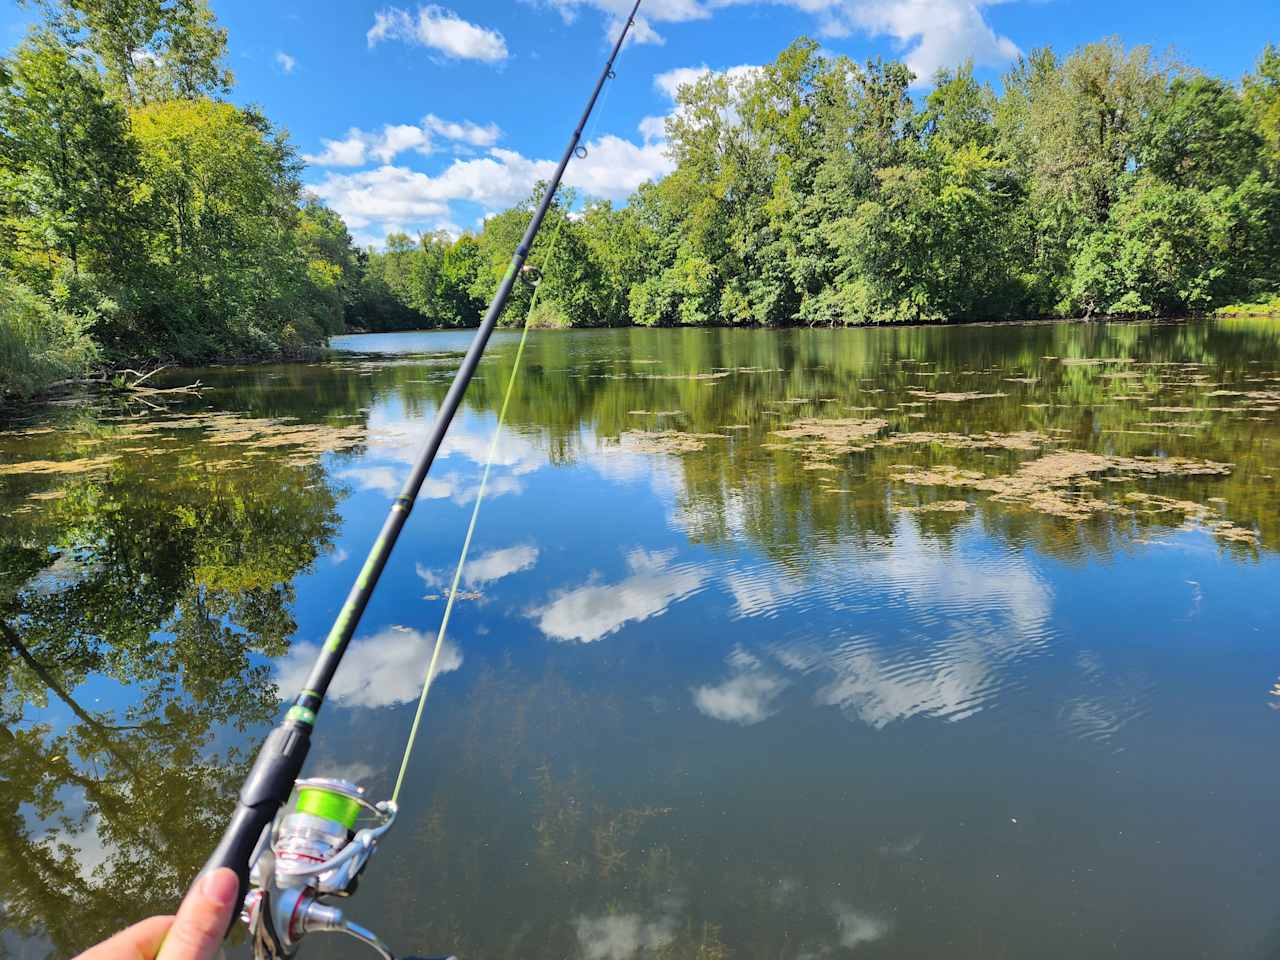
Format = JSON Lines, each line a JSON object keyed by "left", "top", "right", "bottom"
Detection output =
{"left": 2, "top": 322, "right": 1280, "bottom": 959}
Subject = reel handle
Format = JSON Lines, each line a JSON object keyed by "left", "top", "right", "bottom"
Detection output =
{"left": 199, "top": 719, "right": 312, "bottom": 932}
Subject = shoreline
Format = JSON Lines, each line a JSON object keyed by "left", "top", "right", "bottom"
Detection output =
{"left": 5, "top": 311, "right": 1275, "bottom": 413}
{"left": 343, "top": 312, "right": 1222, "bottom": 338}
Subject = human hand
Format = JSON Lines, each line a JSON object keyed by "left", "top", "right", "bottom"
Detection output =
{"left": 73, "top": 868, "right": 240, "bottom": 960}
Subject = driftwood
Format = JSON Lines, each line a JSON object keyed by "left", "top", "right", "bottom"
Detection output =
{"left": 41, "top": 364, "right": 202, "bottom": 400}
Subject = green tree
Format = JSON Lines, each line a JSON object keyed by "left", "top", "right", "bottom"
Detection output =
{"left": 471, "top": 186, "right": 602, "bottom": 327}
{"left": 921, "top": 60, "right": 998, "bottom": 151}
{"left": 296, "top": 199, "right": 363, "bottom": 335}
{"left": 26, "top": 0, "right": 232, "bottom": 104}
{"left": 1244, "top": 43, "right": 1280, "bottom": 168}
{"left": 127, "top": 99, "right": 327, "bottom": 358}
{"left": 1140, "top": 75, "right": 1261, "bottom": 190}
{"left": 0, "top": 31, "right": 140, "bottom": 285}
{"left": 440, "top": 232, "right": 485, "bottom": 326}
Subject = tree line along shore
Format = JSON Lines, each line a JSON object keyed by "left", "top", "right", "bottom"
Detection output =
{"left": 3, "top": 0, "right": 1279, "bottom": 402}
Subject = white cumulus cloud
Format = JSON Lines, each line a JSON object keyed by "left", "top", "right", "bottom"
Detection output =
{"left": 275, "top": 51, "right": 296, "bottom": 74}
{"left": 304, "top": 116, "right": 502, "bottom": 168}
{"left": 839, "top": 0, "right": 1020, "bottom": 83}
{"left": 308, "top": 165, "right": 452, "bottom": 228}
{"left": 548, "top": 0, "right": 1018, "bottom": 83}
{"left": 652, "top": 63, "right": 760, "bottom": 101}
{"left": 368, "top": 5, "right": 508, "bottom": 62}
{"left": 424, "top": 113, "right": 502, "bottom": 147}
{"left": 307, "top": 136, "right": 671, "bottom": 233}
{"left": 546, "top": 0, "right": 710, "bottom": 46}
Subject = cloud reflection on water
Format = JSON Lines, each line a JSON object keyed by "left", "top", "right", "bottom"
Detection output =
{"left": 335, "top": 406, "right": 544, "bottom": 504}
{"left": 464, "top": 543, "right": 539, "bottom": 585}
{"left": 275, "top": 624, "right": 461, "bottom": 708}
{"left": 534, "top": 549, "right": 708, "bottom": 643}
{"left": 699, "top": 522, "right": 1053, "bottom": 729}
{"left": 833, "top": 904, "right": 892, "bottom": 950}
{"left": 693, "top": 648, "right": 788, "bottom": 725}
{"left": 573, "top": 913, "right": 677, "bottom": 960}
{"left": 337, "top": 465, "right": 523, "bottom": 504}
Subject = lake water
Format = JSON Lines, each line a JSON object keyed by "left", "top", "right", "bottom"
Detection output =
{"left": 2, "top": 321, "right": 1279, "bottom": 960}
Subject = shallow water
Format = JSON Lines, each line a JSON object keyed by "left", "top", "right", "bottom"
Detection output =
{"left": 2, "top": 321, "right": 1280, "bottom": 959}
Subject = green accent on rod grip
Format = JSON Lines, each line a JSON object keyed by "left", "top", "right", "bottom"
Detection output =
{"left": 296, "top": 785, "right": 360, "bottom": 829}
{"left": 286, "top": 705, "right": 316, "bottom": 726}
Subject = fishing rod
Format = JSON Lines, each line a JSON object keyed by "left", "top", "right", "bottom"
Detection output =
{"left": 197, "top": 4, "right": 644, "bottom": 958}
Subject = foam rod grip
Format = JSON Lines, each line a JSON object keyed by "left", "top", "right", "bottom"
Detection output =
{"left": 199, "top": 721, "right": 312, "bottom": 932}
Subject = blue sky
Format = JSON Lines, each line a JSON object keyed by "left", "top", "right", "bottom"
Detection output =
{"left": 3, "top": 0, "right": 1278, "bottom": 245}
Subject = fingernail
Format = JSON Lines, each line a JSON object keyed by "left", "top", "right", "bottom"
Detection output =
{"left": 200, "top": 868, "right": 239, "bottom": 909}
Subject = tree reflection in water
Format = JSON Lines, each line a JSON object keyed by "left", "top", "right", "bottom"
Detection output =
{"left": 0, "top": 446, "right": 339, "bottom": 955}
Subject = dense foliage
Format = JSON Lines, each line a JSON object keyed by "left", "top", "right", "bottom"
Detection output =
{"left": 4, "top": 0, "right": 1280, "bottom": 392}
{"left": 0, "top": 0, "right": 363, "bottom": 398}
{"left": 362, "top": 38, "right": 1280, "bottom": 332}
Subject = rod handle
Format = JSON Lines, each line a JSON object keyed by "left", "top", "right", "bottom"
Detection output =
{"left": 199, "top": 720, "right": 312, "bottom": 932}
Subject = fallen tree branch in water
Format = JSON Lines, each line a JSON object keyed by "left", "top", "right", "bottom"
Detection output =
{"left": 38, "top": 365, "right": 202, "bottom": 400}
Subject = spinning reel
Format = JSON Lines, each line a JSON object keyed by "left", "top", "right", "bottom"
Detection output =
{"left": 242, "top": 777, "right": 447, "bottom": 960}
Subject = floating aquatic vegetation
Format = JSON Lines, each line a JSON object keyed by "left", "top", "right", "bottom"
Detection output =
{"left": 0, "top": 426, "right": 57, "bottom": 437}
{"left": 612, "top": 431, "right": 725, "bottom": 454}
{"left": 895, "top": 449, "right": 1234, "bottom": 522}
{"left": 899, "top": 499, "right": 972, "bottom": 514}
{"left": 0, "top": 454, "right": 120, "bottom": 476}
{"left": 879, "top": 430, "right": 1048, "bottom": 452}
{"left": 768, "top": 418, "right": 889, "bottom": 457}
{"left": 1059, "top": 357, "right": 1136, "bottom": 366}
{"left": 153, "top": 412, "right": 366, "bottom": 457}
{"left": 26, "top": 489, "right": 67, "bottom": 501}
{"left": 1103, "top": 429, "right": 1198, "bottom": 438}
{"left": 639, "top": 371, "right": 731, "bottom": 381}
{"left": 628, "top": 410, "right": 683, "bottom": 417}
{"left": 894, "top": 464, "right": 987, "bottom": 486}
{"left": 907, "top": 390, "right": 1006, "bottom": 402}
{"left": 1125, "top": 492, "right": 1259, "bottom": 545}
{"left": 423, "top": 589, "right": 483, "bottom": 602}
{"left": 1147, "top": 406, "right": 1242, "bottom": 414}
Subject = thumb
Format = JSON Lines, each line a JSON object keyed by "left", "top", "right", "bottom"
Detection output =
{"left": 155, "top": 868, "right": 240, "bottom": 960}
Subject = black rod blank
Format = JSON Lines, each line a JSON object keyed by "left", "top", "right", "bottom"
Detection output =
{"left": 199, "top": 0, "right": 646, "bottom": 919}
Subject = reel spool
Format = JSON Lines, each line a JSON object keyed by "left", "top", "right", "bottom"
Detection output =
{"left": 243, "top": 778, "right": 447, "bottom": 960}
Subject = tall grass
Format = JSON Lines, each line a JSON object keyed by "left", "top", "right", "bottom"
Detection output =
{"left": 1, "top": 275, "right": 99, "bottom": 400}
